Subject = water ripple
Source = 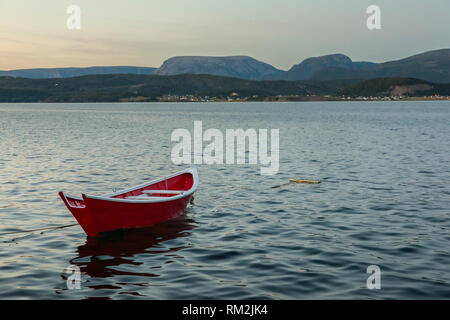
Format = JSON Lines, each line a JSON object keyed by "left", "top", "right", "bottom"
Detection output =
{"left": 0, "top": 101, "right": 449, "bottom": 299}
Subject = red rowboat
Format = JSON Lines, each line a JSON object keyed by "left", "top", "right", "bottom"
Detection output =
{"left": 59, "top": 167, "right": 198, "bottom": 236}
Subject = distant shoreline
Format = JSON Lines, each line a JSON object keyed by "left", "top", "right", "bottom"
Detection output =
{"left": 1, "top": 97, "right": 449, "bottom": 104}
{"left": 150, "top": 96, "right": 449, "bottom": 103}
{"left": 1, "top": 73, "right": 449, "bottom": 103}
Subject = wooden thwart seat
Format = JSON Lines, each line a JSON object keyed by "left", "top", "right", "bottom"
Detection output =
{"left": 126, "top": 190, "right": 184, "bottom": 200}
{"left": 126, "top": 195, "right": 168, "bottom": 200}
{"left": 142, "top": 190, "right": 184, "bottom": 195}
{"left": 125, "top": 190, "right": 185, "bottom": 200}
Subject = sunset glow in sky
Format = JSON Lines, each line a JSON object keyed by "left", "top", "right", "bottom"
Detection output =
{"left": 1, "top": 0, "right": 449, "bottom": 70}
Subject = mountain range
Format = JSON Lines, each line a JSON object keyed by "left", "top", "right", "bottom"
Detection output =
{"left": 0, "top": 66, "right": 156, "bottom": 79}
{"left": 0, "top": 49, "right": 449, "bottom": 83}
{"left": 154, "top": 56, "right": 283, "bottom": 80}
{"left": 281, "top": 54, "right": 375, "bottom": 80}
{"left": 307, "top": 49, "right": 450, "bottom": 83}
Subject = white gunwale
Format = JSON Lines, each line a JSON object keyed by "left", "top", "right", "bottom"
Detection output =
{"left": 78, "top": 166, "right": 198, "bottom": 204}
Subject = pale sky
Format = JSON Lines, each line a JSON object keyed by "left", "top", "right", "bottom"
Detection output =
{"left": 0, "top": 0, "right": 449, "bottom": 70}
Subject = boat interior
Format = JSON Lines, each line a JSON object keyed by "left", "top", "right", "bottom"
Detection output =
{"left": 111, "top": 172, "right": 194, "bottom": 200}
{"left": 62, "top": 171, "right": 195, "bottom": 207}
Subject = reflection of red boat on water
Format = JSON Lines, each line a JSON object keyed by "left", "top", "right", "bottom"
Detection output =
{"left": 68, "top": 216, "right": 197, "bottom": 280}
{"left": 59, "top": 167, "right": 198, "bottom": 237}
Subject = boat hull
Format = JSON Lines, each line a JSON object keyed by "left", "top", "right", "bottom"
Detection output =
{"left": 85, "top": 194, "right": 191, "bottom": 236}
{"left": 59, "top": 167, "right": 197, "bottom": 237}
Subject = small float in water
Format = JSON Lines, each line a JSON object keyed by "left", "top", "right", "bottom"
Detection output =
{"left": 289, "top": 178, "right": 321, "bottom": 184}
{"left": 59, "top": 167, "right": 198, "bottom": 237}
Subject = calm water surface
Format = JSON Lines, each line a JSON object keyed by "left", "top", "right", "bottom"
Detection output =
{"left": 0, "top": 101, "right": 449, "bottom": 299}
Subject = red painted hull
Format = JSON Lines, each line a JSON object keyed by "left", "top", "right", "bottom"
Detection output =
{"left": 59, "top": 167, "right": 198, "bottom": 237}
